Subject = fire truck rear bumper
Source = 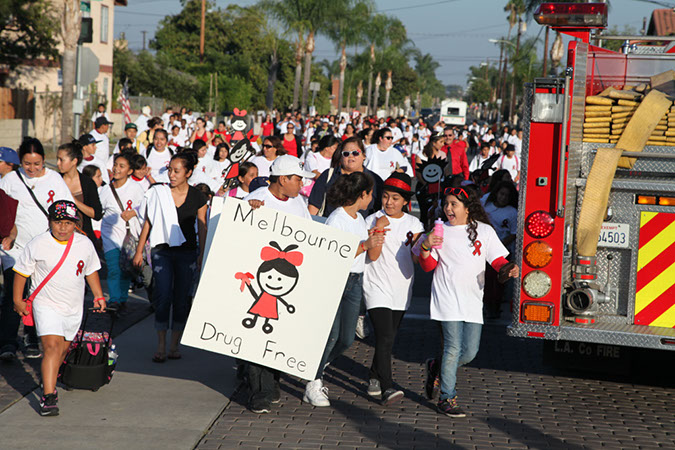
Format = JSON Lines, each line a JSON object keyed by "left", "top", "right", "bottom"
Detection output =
{"left": 507, "top": 321, "right": 675, "bottom": 351}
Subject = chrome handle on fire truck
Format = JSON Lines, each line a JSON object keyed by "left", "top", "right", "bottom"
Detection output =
{"left": 556, "top": 68, "right": 572, "bottom": 218}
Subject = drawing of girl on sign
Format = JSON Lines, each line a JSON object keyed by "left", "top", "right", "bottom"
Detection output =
{"left": 235, "top": 242, "right": 302, "bottom": 334}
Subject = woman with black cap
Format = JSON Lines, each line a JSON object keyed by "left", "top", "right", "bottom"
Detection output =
{"left": 363, "top": 172, "right": 424, "bottom": 406}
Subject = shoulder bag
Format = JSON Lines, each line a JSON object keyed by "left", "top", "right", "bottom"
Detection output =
{"left": 110, "top": 183, "right": 146, "bottom": 277}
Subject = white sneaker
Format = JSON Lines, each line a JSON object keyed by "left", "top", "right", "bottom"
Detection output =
{"left": 355, "top": 315, "right": 369, "bottom": 339}
{"left": 303, "top": 379, "right": 330, "bottom": 407}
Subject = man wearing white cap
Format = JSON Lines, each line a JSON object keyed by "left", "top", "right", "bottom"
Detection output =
{"left": 242, "top": 154, "right": 314, "bottom": 414}
{"left": 245, "top": 155, "right": 314, "bottom": 221}
{"left": 135, "top": 105, "right": 152, "bottom": 136}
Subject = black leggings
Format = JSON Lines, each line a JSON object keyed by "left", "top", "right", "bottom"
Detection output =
{"left": 368, "top": 308, "right": 405, "bottom": 391}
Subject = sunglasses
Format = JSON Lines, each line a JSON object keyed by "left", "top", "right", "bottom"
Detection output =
{"left": 383, "top": 136, "right": 393, "bottom": 140}
{"left": 444, "top": 187, "right": 468, "bottom": 198}
{"left": 262, "top": 144, "right": 275, "bottom": 149}
{"left": 444, "top": 134, "right": 453, "bottom": 137}
{"left": 342, "top": 150, "right": 362, "bottom": 157}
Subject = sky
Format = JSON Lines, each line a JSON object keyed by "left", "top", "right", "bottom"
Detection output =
{"left": 114, "top": 0, "right": 657, "bottom": 87}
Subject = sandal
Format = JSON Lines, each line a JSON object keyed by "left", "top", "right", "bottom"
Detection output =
{"left": 167, "top": 351, "right": 182, "bottom": 360}
{"left": 152, "top": 352, "right": 166, "bottom": 363}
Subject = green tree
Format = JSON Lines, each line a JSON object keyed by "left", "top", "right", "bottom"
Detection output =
{"left": 0, "top": 0, "right": 59, "bottom": 75}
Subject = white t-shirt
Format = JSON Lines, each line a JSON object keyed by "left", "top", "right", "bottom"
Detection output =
{"left": 146, "top": 148, "right": 172, "bottom": 184}
{"left": 210, "top": 159, "right": 231, "bottom": 187}
{"left": 161, "top": 112, "right": 172, "bottom": 130}
{"left": 363, "top": 211, "right": 424, "bottom": 310}
{"left": 79, "top": 155, "right": 110, "bottom": 185}
{"left": 391, "top": 127, "right": 403, "bottom": 144}
{"left": 91, "top": 111, "right": 109, "bottom": 123}
{"left": 250, "top": 155, "right": 274, "bottom": 178}
{"left": 417, "top": 127, "right": 431, "bottom": 145}
{"left": 244, "top": 186, "right": 311, "bottom": 220}
{"left": 13, "top": 231, "right": 100, "bottom": 316}
{"left": 99, "top": 180, "right": 146, "bottom": 253}
{"left": 428, "top": 222, "right": 508, "bottom": 324}
{"left": 325, "top": 207, "right": 368, "bottom": 273}
{"left": 364, "top": 145, "right": 413, "bottom": 181}
{"left": 135, "top": 114, "right": 151, "bottom": 135}
{"left": 0, "top": 168, "right": 74, "bottom": 269}
{"left": 90, "top": 129, "right": 110, "bottom": 166}
{"left": 304, "top": 152, "right": 331, "bottom": 176}
{"left": 229, "top": 186, "right": 248, "bottom": 199}
{"left": 469, "top": 154, "right": 496, "bottom": 174}
{"left": 189, "top": 157, "right": 214, "bottom": 187}
{"left": 497, "top": 154, "right": 520, "bottom": 180}
{"left": 131, "top": 175, "right": 151, "bottom": 192}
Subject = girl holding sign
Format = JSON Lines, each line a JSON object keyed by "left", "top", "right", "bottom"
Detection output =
{"left": 363, "top": 172, "right": 424, "bottom": 405}
{"left": 418, "top": 186, "right": 519, "bottom": 418}
{"left": 303, "top": 172, "right": 385, "bottom": 407}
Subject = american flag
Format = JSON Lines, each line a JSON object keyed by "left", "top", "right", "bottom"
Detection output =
{"left": 118, "top": 78, "right": 132, "bottom": 124}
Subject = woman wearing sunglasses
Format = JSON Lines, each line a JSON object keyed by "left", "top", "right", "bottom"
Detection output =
{"left": 250, "top": 136, "right": 287, "bottom": 178}
{"left": 307, "top": 137, "right": 383, "bottom": 218}
{"left": 417, "top": 185, "right": 519, "bottom": 418}
{"left": 364, "top": 128, "right": 414, "bottom": 182}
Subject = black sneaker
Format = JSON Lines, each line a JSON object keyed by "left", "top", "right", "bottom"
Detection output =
{"left": 424, "top": 358, "right": 440, "bottom": 399}
{"left": 437, "top": 397, "right": 466, "bottom": 418}
{"left": 0, "top": 344, "right": 17, "bottom": 361}
{"left": 249, "top": 398, "right": 271, "bottom": 414}
{"left": 270, "top": 381, "right": 281, "bottom": 404}
{"left": 24, "top": 344, "right": 42, "bottom": 359}
{"left": 381, "top": 388, "right": 404, "bottom": 406}
{"left": 40, "top": 393, "right": 59, "bottom": 416}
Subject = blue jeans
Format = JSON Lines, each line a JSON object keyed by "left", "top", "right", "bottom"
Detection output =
{"left": 316, "top": 272, "right": 363, "bottom": 379}
{"left": 151, "top": 246, "right": 198, "bottom": 331}
{"left": 105, "top": 249, "right": 130, "bottom": 304}
{"left": 439, "top": 321, "right": 482, "bottom": 401}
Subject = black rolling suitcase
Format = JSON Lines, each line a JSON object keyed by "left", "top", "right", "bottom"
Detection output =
{"left": 59, "top": 307, "right": 118, "bottom": 391}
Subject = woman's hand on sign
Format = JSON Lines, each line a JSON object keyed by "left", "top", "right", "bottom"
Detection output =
{"left": 424, "top": 234, "right": 443, "bottom": 250}
{"left": 13, "top": 299, "right": 28, "bottom": 316}
{"left": 248, "top": 200, "right": 265, "bottom": 210}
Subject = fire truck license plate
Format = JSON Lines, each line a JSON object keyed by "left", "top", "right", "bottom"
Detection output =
{"left": 598, "top": 223, "right": 630, "bottom": 248}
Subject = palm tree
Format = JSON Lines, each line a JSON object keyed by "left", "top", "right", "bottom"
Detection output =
{"left": 324, "top": 0, "right": 372, "bottom": 114}
{"left": 362, "top": 13, "right": 391, "bottom": 115}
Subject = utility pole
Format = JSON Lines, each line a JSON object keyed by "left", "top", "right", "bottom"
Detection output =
{"left": 542, "top": 26, "right": 549, "bottom": 76}
{"left": 509, "top": 17, "right": 523, "bottom": 124}
{"left": 142, "top": 31, "right": 146, "bottom": 50}
{"left": 200, "top": 0, "right": 206, "bottom": 63}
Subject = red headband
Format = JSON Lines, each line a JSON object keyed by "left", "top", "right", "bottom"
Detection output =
{"left": 384, "top": 178, "right": 411, "bottom": 192}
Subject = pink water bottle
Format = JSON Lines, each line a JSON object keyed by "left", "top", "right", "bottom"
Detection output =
{"left": 432, "top": 218, "right": 443, "bottom": 249}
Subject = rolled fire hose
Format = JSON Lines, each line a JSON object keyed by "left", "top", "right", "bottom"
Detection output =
{"left": 576, "top": 90, "right": 672, "bottom": 258}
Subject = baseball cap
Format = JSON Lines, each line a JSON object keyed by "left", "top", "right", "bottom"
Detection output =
{"left": 249, "top": 176, "right": 270, "bottom": 193}
{"left": 48, "top": 200, "right": 80, "bottom": 222}
{"left": 269, "top": 155, "right": 314, "bottom": 178}
{"left": 0, "top": 147, "right": 20, "bottom": 165}
{"left": 124, "top": 123, "right": 138, "bottom": 130}
{"left": 95, "top": 116, "right": 113, "bottom": 127}
{"left": 78, "top": 133, "right": 101, "bottom": 146}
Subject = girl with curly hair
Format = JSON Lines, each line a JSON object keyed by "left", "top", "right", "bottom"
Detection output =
{"left": 418, "top": 185, "right": 519, "bottom": 418}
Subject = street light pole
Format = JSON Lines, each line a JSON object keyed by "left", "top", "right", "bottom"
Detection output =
{"left": 509, "top": 17, "right": 523, "bottom": 124}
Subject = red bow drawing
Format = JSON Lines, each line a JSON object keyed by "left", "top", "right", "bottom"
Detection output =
{"left": 235, "top": 272, "right": 254, "bottom": 292}
{"left": 260, "top": 247, "right": 304, "bottom": 267}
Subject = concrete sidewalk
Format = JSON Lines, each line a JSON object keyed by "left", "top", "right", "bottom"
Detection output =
{"left": 0, "top": 316, "right": 238, "bottom": 450}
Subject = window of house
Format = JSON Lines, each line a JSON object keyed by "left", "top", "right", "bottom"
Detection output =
{"left": 100, "top": 5, "right": 109, "bottom": 43}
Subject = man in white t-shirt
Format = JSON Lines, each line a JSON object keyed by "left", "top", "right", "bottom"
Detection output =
{"left": 135, "top": 106, "right": 152, "bottom": 136}
{"left": 242, "top": 154, "right": 313, "bottom": 414}
{"left": 78, "top": 133, "right": 110, "bottom": 185}
{"left": 497, "top": 144, "right": 520, "bottom": 183}
{"left": 161, "top": 107, "right": 174, "bottom": 131}
{"left": 90, "top": 103, "right": 109, "bottom": 129}
{"left": 90, "top": 117, "right": 113, "bottom": 166}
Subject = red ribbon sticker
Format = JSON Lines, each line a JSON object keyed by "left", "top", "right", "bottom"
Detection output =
{"left": 472, "top": 240, "right": 482, "bottom": 256}
{"left": 405, "top": 231, "right": 414, "bottom": 247}
{"left": 389, "top": 161, "right": 395, "bottom": 168}
{"left": 47, "top": 190, "right": 55, "bottom": 203}
{"left": 76, "top": 260, "right": 84, "bottom": 275}
{"left": 126, "top": 200, "right": 133, "bottom": 210}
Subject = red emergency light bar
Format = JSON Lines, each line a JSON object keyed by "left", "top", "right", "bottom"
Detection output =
{"left": 534, "top": 2, "right": 608, "bottom": 28}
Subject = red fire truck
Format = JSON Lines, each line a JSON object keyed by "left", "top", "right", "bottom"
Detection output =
{"left": 507, "top": 3, "right": 675, "bottom": 364}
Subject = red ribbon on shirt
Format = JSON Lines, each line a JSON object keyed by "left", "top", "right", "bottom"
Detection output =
{"left": 405, "top": 231, "right": 414, "bottom": 247}
{"left": 126, "top": 200, "right": 133, "bottom": 210}
{"left": 472, "top": 240, "right": 482, "bottom": 256}
{"left": 76, "top": 260, "right": 84, "bottom": 275}
{"left": 47, "top": 190, "right": 55, "bottom": 203}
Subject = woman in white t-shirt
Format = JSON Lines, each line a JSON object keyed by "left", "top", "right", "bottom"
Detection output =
{"left": 304, "top": 172, "right": 385, "bottom": 408}
{"left": 363, "top": 173, "right": 424, "bottom": 405}
{"left": 99, "top": 153, "right": 145, "bottom": 308}
{"left": 417, "top": 186, "right": 519, "bottom": 418}
{"left": 210, "top": 143, "right": 231, "bottom": 194}
{"left": 0, "top": 138, "right": 74, "bottom": 360}
{"left": 250, "top": 136, "right": 285, "bottom": 178}
{"left": 13, "top": 200, "right": 104, "bottom": 416}
{"left": 304, "top": 135, "right": 338, "bottom": 180}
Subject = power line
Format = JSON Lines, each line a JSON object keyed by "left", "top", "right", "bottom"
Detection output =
{"left": 378, "top": 0, "right": 460, "bottom": 12}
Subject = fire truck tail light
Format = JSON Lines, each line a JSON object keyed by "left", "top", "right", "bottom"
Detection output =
{"left": 524, "top": 241, "right": 553, "bottom": 268}
{"left": 534, "top": 3, "right": 608, "bottom": 27}
{"left": 635, "top": 195, "right": 675, "bottom": 206}
{"left": 522, "top": 270, "right": 552, "bottom": 298}
{"left": 525, "top": 211, "right": 555, "bottom": 238}
{"left": 521, "top": 302, "right": 554, "bottom": 324}
{"left": 659, "top": 196, "right": 675, "bottom": 206}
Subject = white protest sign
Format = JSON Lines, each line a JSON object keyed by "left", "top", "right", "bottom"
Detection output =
{"left": 182, "top": 198, "right": 358, "bottom": 380}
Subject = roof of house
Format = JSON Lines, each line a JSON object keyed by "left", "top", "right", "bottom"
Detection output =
{"left": 647, "top": 8, "right": 675, "bottom": 37}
